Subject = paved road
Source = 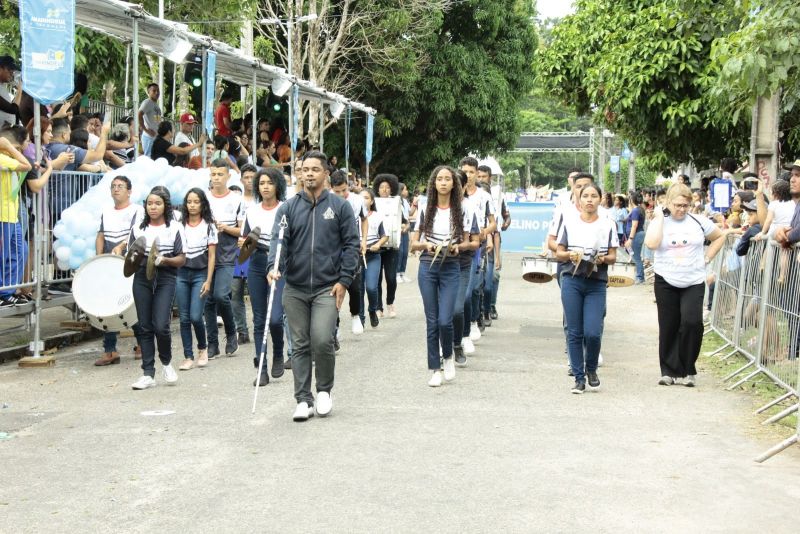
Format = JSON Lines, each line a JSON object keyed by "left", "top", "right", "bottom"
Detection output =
{"left": 2, "top": 253, "right": 799, "bottom": 533}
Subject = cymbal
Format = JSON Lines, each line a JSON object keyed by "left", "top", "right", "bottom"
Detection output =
{"left": 146, "top": 238, "right": 160, "bottom": 280}
{"left": 238, "top": 226, "right": 261, "bottom": 264}
{"left": 123, "top": 236, "right": 146, "bottom": 277}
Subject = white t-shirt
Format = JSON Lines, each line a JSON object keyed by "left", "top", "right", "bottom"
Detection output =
{"left": 342, "top": 192, "right": 368, "bottom": 238}
{"left": 557, "top": 215, "right": 618, "bottom": 281}
{"left": 0, "top": 84, "right": 16, "bottom": 127}
{"left": 138, "top": 98, "right": 161, "bottom": 131}
{"left": 207, "top": 190, "right": 244, "bottom": 265}
{"left": 174, "top": 131, "right": 199, "bottom": 158}
{"left": 88, "top": 132, "right": 100, "bottom": 151}
{"left": 241, "top": 202, "right": 283, "bottom": 251}
{"left": 414, "top": 205, "right": 473, "bottom": 245}
{"left": 365, "top": 211, "right": 386, "bottom": 248}
{"left": 767, "top": 199, "right": 796, "bottom": 238}
{"left": 99, "top": 203, "right": 144, "bottom": 252}
{"left": 654, "top": 214, "right": 717, "bottom": 288}
{"left": 182, "top": 220, "right": 218, "bottom": 270}
{"left": 549, "top": 201, "right": 608, "bottom": 237}
{"left": 127, "top": 221, "right": 185, "bottom": 272}
{"left": 465, "top": 187, "right": 496, "bottom": 229}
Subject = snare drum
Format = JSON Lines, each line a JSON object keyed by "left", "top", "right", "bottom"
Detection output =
{"left": 72, "top": 254, "right": 138, "bottom": 331}
{"left": 522, "top": 256, "right": 555, "bottom": 283}
{"left": 607, "top": 262, "right": 635, "bottom": 287}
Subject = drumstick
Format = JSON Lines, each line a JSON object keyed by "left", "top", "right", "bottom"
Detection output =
{"left": 252, "top": 215, "right": 288, "bottom": 414}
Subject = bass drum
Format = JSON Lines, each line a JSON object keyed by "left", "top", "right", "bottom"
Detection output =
{"left": 72, "top": 254, "right": 138, "bottom": 331}
{"left": 607, "top": 262, "right": 636, "bottom": 287}
{"left": 522, "top": 256, "right": 555, "bottom": 283}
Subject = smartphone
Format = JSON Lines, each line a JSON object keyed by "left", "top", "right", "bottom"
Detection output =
{"left": 662, "top": 207, "right": 671, "bottom": 217}
{"left": 743, "top": 179, "right": 759, "bottom": 191}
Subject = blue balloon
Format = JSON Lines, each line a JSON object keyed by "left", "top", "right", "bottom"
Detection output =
{"left": 58, "top": 233, "right": 73, "bottom": 246}
{"left": 70, "top": 238, "right": 87, "bottom": 255}
{"left": 69, "top": 254, "right": 83, "bottom": 270}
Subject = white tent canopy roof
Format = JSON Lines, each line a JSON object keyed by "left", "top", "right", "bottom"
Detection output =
{"left": 66, "top": 0, "right": 375, "bottom": 114}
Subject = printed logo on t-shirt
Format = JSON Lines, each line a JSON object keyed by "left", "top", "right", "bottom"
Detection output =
{"left": 323, "top": 207, "right": 335, "bottom": 220}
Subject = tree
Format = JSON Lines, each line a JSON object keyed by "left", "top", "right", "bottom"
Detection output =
{"left": 537, "top": 0, "right": 751, "bottom": 169}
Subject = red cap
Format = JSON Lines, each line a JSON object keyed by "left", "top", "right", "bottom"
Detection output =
{"left": 179, "top": 113, "right": 197, "bottom": 124}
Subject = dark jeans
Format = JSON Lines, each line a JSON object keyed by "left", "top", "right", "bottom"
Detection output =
{"left": 248, "top": 250, "right": 285, "bottom": 368}
{"left": 176, "top": 267, "right": 208, "bottom": 359}
{"left": 418, "top": 260, "right": 460, "bottom": 369}
{"left": 561, "top": 274, "right": 607, "bottom": 382}
{"left": 132, "top": 268, "right": 177, "bottom": 377}
{"left": 102, "top": 324, "right": 142, "bottom": 353}
{"left": 463, "top": 255, "right": 476, "bottom": 337}
{"left": 396, "top": 232, "right": 409, "bottom": 274}
{"left": 654, "top": 275, "right": 705, "bottom": 378}
{"left": 378, "top": 248, "right": 398, "bottom": 308}
{"left": 469, "top": 247, "right": 484, "bottom": 322}
{"left": 346, "top": 268, "right": 364, "bottom": 320}
{"left": 231, "top": 276, "right": 249, "bottom": 335}
{"left": 482, "top": 249, "right": 495, "bottom": 313}
{"left": 283, "top": 283, "right": 339, "bottom": 405}
{"left": 453, "top": 262, "right": 471, "bottom": 347}
{"left": 364, "top": 251, "right": 382, "bottom": 312}
{"left": 203, "top": 265, "right": 236, "bottom": 346}
{"left": 491, "top": 269, "right": 500, "bottom": 306}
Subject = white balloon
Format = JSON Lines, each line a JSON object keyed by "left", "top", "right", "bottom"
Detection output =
{"left": 57, "top": 259, "right": 70, "bottom": 271}
{"left": 55, "top": 246, "right": 71, "bottom": 262}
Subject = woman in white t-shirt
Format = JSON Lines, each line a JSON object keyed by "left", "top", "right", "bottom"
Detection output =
{"left": 645, "top": 183, "right": 724, "bottom": 387}
{"left": 411, "top": 165, "right": 478, "bottom": 387}
{"left": 555, "top": 182, "right": 618, "bottom": 394}
{"left": 360, "top": 188, "right": 389, "bottom": 329}
{"left": 243, "top": 168, "right": 287, "bottom": 387}
{"left": 757, "top": 179, "right": 794, "bottom": 239}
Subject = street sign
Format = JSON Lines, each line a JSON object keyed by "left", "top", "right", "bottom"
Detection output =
{"left": 610, "top": 155, "right": 621, "bottom": 173}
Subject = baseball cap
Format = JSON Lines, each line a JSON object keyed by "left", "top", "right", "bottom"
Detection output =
{"left": 742, "top": 199, "right": 757, "bottom": 212}
{"left": 179, "top": 113, "right": 197, "bottom": 124}
{"left": 0, "top": 56, "right": 20, "bottom": 71}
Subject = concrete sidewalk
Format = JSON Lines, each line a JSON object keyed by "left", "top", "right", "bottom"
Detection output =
{"left": 1, "top": 253, "right": 799, "bottom": 533}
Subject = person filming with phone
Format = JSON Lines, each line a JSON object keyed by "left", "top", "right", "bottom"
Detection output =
{"left": 645, "top": 183, "right": 725, "bottom": 387}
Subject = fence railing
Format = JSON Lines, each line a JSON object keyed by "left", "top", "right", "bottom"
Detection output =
{"left": 86, "top": 99, "right": 205, "bottom": 143}
{"left": 706, "top": 233, "right": 800, "bottom": 462}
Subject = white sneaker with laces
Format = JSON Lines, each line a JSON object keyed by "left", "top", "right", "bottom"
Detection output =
{"left": 462, "top": 338, "right": 476, "bottom": 354}
{"left": 316, "top": 391, "right": 333, "bottom": 416}
{"left": 443, "top": 358, "right": 455, "bottom": 381}
{"left": 163, "top": 364, "right": 178, "bottom": 385}
{"left": 131, "top": 375, "right": 156, "bottom": 390}
{"left": 598, "top": 353, "right": 604, "bottom": 367}
{"left": 351, "top": 316, "right": 364, "bottom": 335}
{"left": 428, "top": 370, "right": 443, "bottom": 387}
{"left": 469, "top": 323, "right": 481, "bottom": 342}
{"left": 293, "top": 402, "right": 314, "bottom": 421}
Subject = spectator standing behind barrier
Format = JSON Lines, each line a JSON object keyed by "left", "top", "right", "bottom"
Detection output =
{"left": 0, "top": 56, "right": 21, "bottom": 127}
{"left": 645, "top": 183, "right": 725, "bottom": 387}
{"left": 174, "top": 113, "right": 200, "bottom": 158}
{"left": 0, "top": 127, "right": 33, "bottom": 307}
{"left": 214, "top": 93, "right": 234, "bottom": 138}
{"left": 774, "top": 163, "right": 800, "bottom": 361}
{"left": 150, "top": 121, "right": 205, "bottom": 167}
{"left": 555, "top": 181, "right": 618, "bottom": 394}
{"left": 137, "top": 83, "right": 161, "bottom": 157}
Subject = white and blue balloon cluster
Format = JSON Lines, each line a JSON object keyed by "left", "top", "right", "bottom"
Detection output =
{"left": 52, "top": 157, "right": 216, "bottom": 271}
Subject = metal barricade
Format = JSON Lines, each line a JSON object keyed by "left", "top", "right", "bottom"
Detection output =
{"left": 707, "top": 233, "right": 740, "bottom": 355}
{"left": 42, "top": 171, "right": 104, "bottom": 284}
{"left": 85, "top": 100, "right": 132, "bottom": 127}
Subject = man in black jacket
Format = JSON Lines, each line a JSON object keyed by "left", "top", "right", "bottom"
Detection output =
{"left": 268, "top": 150, "right": 360, "bottom": 421}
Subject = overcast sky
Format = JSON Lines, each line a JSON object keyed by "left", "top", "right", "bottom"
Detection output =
{"left": 536, "top": 0, "right": 575, "bottom": 20}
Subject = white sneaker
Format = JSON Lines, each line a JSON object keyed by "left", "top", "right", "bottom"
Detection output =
{"left": 443, "top": 358, "right": 456, "bottom": 381}
{"left": 293, "top": 402, "right": 314, "bottom": 422}
{"left": 462, "top": 338, "right": 476, "bottom": 354}
{"left": 163, "top": 364, "right": 178, "bottom": 385}
{"left": 316, "top": 391, "right": 333, "bottom": 417}
{"left": 469, "top": 323, "right": 481, "bottom": 342}
{"left": 388, "top": 304, "right": 397, "bottom": 318}
{"left": 598, "top": 353, "right": 604, "bottom": 367}
{"left": 131, "top": 375, "right": 156, "bottom": 390}
{"left": 216, "top": 315, "right": 223, "bottom": 326}
{"left": 428, "top": 370, "right": 443, "bottom": 387}
{"left": 396, "top": 274, "right": 404, "bottom": 284}
{"left": 351, "top": 316, "right": 364, "bottom": 335}
{"left": 403, "top": 274, "right": 414, "bottom": 283}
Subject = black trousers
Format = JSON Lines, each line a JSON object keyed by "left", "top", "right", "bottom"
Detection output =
{"left": 132, "top": 268, "right": 177, "bottom": 377}
{"left": 654, "top": 274, "right": 705, "bottom": 378}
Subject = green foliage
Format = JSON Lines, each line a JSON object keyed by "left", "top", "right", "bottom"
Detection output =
{"left": 600, "top": 157, "right": 660, "bottom": 193}
{"left": 537, "top": 0, "right": 751, "bottom": 168}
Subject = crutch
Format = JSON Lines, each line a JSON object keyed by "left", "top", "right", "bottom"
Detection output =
{"left": 252, "top": 215, "right": 288, "bottom": 414}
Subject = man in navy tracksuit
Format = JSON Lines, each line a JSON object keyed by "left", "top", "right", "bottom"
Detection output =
{"left": 268, "top": 150, "right": 359, "bottom": 421}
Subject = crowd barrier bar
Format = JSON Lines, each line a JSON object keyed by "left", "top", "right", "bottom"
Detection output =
{"left": 706, "top": 234, "right": 800, "bottom": 462}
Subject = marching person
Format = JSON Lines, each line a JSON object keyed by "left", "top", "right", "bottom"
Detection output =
{"left": 373, "top": 173, "right": 403, "bottom": 318}
{"left": 268, "top": 151, "right": 359, "bottom": 421}
{"left": 113, "top": 187, "right": 185, "bottom": 390}
{"left": 360, "top": 188, "right": 389, "bottom": 328}
{"left": 243, "top": 168, "right": 287, "bottom": 387}
{"left": 452, "top": 169, "right": 480, "bottom": 364}
{"left": 93, "top": 175, "right": 144, "bottom": 366}
{"left": 232, "top": 164, "right": 258, "bottom": 346}
{"left": 645, "top": 183, "right": 724, "bottom": 387}
{"left": 411, "top": 165, "right": 479, "bottom": 386}
{"left": 176, "top": 188, "right": 217, "bottom": 371}
{"left": 330, "top": 170, "right": 369, "bottom": 334}
{"left": 555, "top": 181, "right": 618, "bottom": 394}
{"left": 204, "top": 158, "right": 244, "bottom": 358}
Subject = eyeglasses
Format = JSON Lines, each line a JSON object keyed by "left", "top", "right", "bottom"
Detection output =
{"left": 110, "top": 184, "right": 127, "bottom": 190}
{"left": 672, "top": 203, "right": 690, "bottom": 209}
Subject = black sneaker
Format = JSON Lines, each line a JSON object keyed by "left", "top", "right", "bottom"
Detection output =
{"left": 207, "top": 343, "right": 220, "bottom": 360}
{"left": 587, "top": 371, "right": 600, "bottom": 389}
{"left": 490, "top": 306, "right": 498, "bottom": 320}
{"left": 454, "top": 345, "right": 466, "bottom": 366}
{"left": 271, "top": 355, "right": 285, "bottom": 378}
{"left": 284, "top": 355, "right": 292, "bottom": 370}
{"left": 483, "top": 312, "right": 493, "bottom": 327}
{"left": 571, "top": 380, "right": 586, "bottom": 394}
{"left": 225, "top": 336, "right": 239, "bottom": 356}
{"left": 238, "top": 332, "right": 251, "bottom": 344}
{"left": 477, "top": 315, "right": 485, "bottom": 332}
{"left": 369, "top": 311, "right": 379, "bottom": 328}
{"left": 0, "top": 297, "right": 17, "bottom": 307}
{"left": 567, "top": 366, "right": 574, "bottom": 377}
{"left": 253, "top": 368, "right": 269, "bottom": 387}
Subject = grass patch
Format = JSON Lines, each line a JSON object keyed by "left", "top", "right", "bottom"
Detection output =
{"left": 699, "top": 329, "right": 798, "bottom": 431}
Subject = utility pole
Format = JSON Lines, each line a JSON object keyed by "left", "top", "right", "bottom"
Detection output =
{"left": 627, "top": 149, "right": 636, "bottom": 192}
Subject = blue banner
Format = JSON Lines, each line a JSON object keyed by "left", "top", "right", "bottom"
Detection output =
{"left": 502, "top": 202, "right": 556, "bottom": 254}
{"left": 204, "top": 51, "right": 216, "bottom": 134}
{"left": 291, "top": 85, "right": 299, "bottom": 151}
{"left": 19, "top": 0, "right": 75, "bottom": 105}
{"left": 610, "top": 155, "right": 621, "bottom": 174}
{"left": 365, "top": 114, "right": 374, "bottom": 164}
